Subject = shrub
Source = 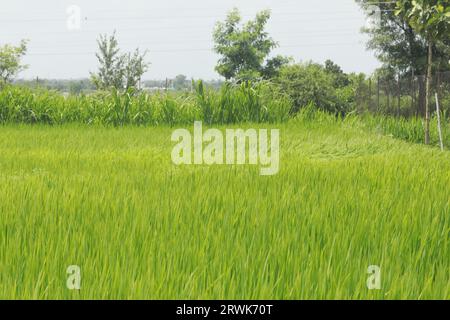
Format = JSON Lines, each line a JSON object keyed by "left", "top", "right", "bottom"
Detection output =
{"left": 275, "top": 63, "right": 335, "bottom": 114}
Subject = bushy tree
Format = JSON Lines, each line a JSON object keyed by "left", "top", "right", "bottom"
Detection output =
{"left": 276, "top": 62, "right": 337, "bottom": 114}
{"left": 324, "top": 59, "right": 350, "bottom": 88}
{"left": 0, "top": 40, "right": 28, "bottom": 85}
{"left": 213, "top": 8, "right": 289, "bottom": 81}
{"left": 395, "top": 0, "right": 450, "bottom": 144}
{"left": 356, "top": 0, "right": 450, "bottom": 75}
{"left": 91, "top": 33, "right": 149, "bottom": 91}
{"left": 173, "top": 74, "right": 188, "bottom": 91}
{"left": 123, "top": 48, "right": 149, "bottom": 90}
{"left": 276, "top": 61, "right": 358, "bottom": 116}
{"left": 91, "top": 33, "right": 124, "bottom": 90}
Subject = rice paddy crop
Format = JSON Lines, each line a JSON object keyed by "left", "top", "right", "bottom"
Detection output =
{"left": 0, "top": 118, "right": 448, "bottom": 299}
{"left": 359, "top": 113, "right": 450, "bottom": 150}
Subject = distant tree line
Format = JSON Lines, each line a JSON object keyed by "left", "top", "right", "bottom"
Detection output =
{"left": 13, "top": 78, "right": 96, "bottom": 94}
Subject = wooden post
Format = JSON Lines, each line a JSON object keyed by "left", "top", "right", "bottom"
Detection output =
{"left": 435, "top": 92, "right": 444, "bottom": 151}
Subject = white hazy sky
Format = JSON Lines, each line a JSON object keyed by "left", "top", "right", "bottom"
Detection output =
{"left": 0, "top": 0, "right": 380, "bottom": 80}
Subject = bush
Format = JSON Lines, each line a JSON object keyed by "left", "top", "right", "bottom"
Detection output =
{"left": 275, "top": 62, "right": 356, "bottom": 115}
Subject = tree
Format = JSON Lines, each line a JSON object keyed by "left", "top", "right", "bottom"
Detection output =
{"left": 263, "top": 55, "right": 292, "bottom": 79}
{"left": 276, "top": 62, "right": 338, "bottom": 114}
{"left": 91, "top": 33, "right": 124, "bottom": 90}
{"left": 324, "top": 59, "right": 350, "bottom": 88}
{"left": 173, "top": 74, "right": 188, "bottom": 91}
{"left": 395, "top": 0, "right": 450, "bottom": 144}
{"left": 356, "top": 0, "right": 450, "bottom": 76}
{"left": 0, "top": 40, "right": 28, "bottom": 85}
{"left": 123, "top": 48, "right": 149, "bottom": 90}
{"left": 213, "top": 8, "right": 288, "bottom": 81}
{"left": 275, "top": 61, "right": 358, "bottom": 116}
{"left": 91, "top": 32, "right": 149, "bottom": 91}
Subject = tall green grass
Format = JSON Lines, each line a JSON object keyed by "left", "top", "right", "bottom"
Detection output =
{"left": 0, "top": 82, "right": 291, "bottom": 126}
{"left": 1, "top": 84, "right": 449, "bottom": 149}
{"left": 359, "top": 114, "right": 450, "bottom": 149}
{"left": 0, "top": 122, "right": 448, "bottom": 299}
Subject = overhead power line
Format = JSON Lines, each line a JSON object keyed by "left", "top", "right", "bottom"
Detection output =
{"left": 22, "top": 31, "right": 365, "bottom": 48}
{"left": 26, "top": 42, "right": 365, "bottom": 57}
{"left": 0, "top": 8, "right": 390, "bottom": 23}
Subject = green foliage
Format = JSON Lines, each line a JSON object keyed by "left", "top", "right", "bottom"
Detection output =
{"left": 325, "top": 59, "right": 351, "bottom": 87}
{"left": 276, "top": 62, "right": 356, "bottom": 115}
{"left": 0, "top": 83, "right": 291, "bottom": 126}
{"left": 357, "top": 0, "right": 450, "bottom": 75}
{"left": 395, "top": 0, "right": 450, "bottom": 144}
{"left": 361, "top": 113, "right": 450, "bottom": 148}
{"left": 91, "top": 33, "right": 124, "bottom": 90}
{"left": 123, "top": 49, "right": 149, "bottom": 90}
{"left": 276, "top": 63, "right": 334, "bottom": 114}
{"left": 213, "top": 8, "right": 288, "bottom": 81}
{"left": 91, "top": 33, "right": 149, "bottom": 91}
{"left": 396, "top": 0, "right": 450, "bottom": 41}
{"left": 0, "top": 40, "right": 28, "bottom": 85}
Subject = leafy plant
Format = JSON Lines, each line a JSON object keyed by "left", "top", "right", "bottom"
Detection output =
{"left": 0, "top": 40, "right": 28, "bottom": 85}
{"left": 213, "top": 8, "right": 288, "bottom": 81}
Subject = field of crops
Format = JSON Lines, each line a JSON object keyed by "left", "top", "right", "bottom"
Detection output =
{"left": 0, "top": 116, "right": 448, "bottom": 299}
{"left": 1, "top": 84, "right": 449, "bottom": 149}
{"left": 0, "top": 83, "right": 291, "bottom": 126}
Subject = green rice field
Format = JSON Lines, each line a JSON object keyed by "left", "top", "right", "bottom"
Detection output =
{"left": 0, "top": 120, "right": 449, "bottom": 299}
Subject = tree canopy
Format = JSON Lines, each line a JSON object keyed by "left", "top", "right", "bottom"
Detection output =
{"left": 91, "top": 32, "right": 149, "bottom": 91}
{"left": 213, "top": 8, "right": 289, "bottom": 81}
{"left": 357, "top": 0, "right": 450, "bottom": 76}
{"left": 0, "top": 40, "right": 28, "bottom": 85}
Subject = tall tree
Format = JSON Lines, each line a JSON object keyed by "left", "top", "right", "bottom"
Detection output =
{"left": 123, "top": 48, "right": 149, "bottom": 90}
{"left": 356, "top": 0, "right": 450, "bottom": 76}
{"left": 0, "top": 40, "right": 28, "bottom": 85}
{"left": 213, "top": 8, "right": 288, "bottom": 81}
{"left": 91, "top": 33, "right": 125, "bottom": 90}
{"left": 396, "top": 0, "right": 450, "bottom": 144}
{"left": 91, "top": 33, "right": 149, "bottom": 91}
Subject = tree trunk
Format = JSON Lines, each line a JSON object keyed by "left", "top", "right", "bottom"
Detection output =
{"left": 424, "top": 41, "right": 433, "bottom": 145}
